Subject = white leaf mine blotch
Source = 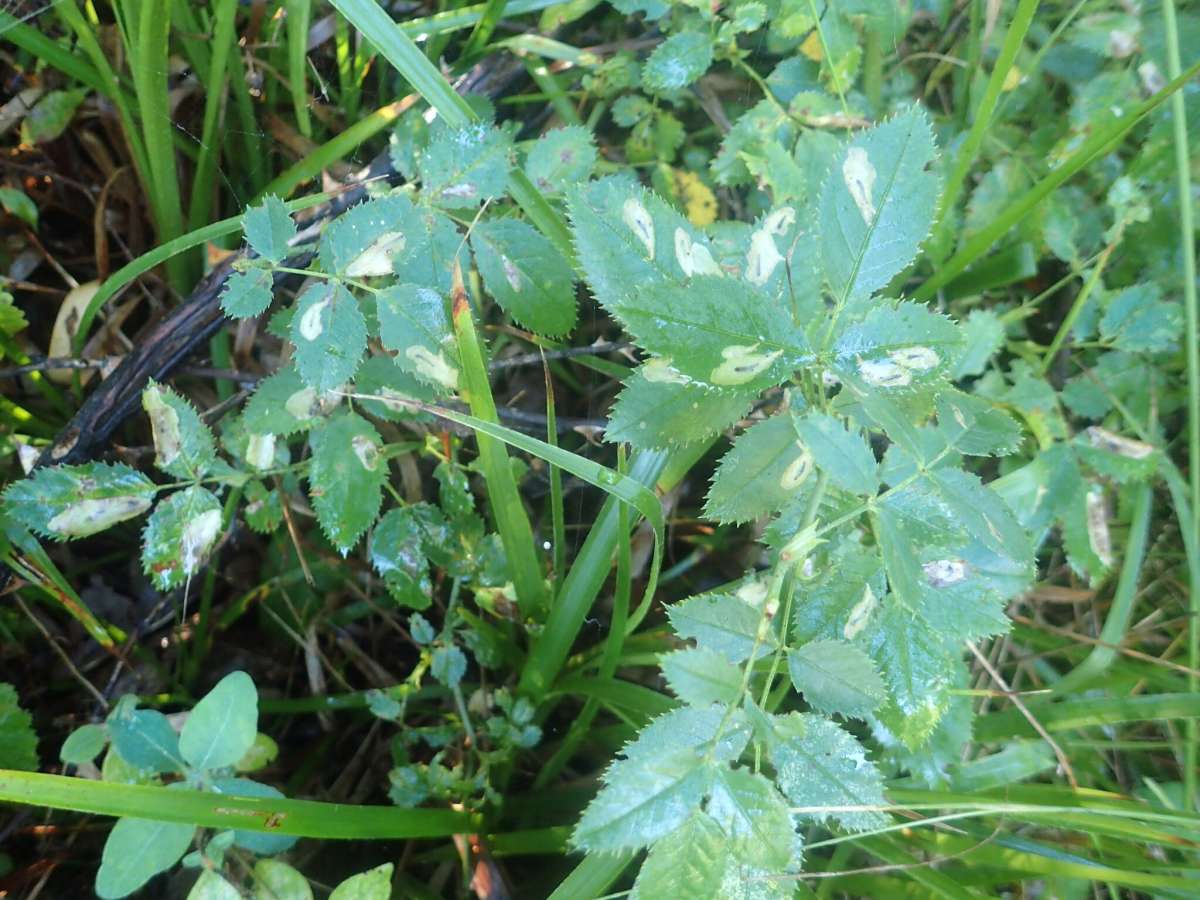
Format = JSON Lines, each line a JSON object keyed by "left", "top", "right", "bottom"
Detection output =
{"left": 180, "top": 508, "right": 223, "bottom": 576}
{"left": 1086, "top": 426, "right": 1154, "bottom": 460}
{"left": 745, "top": 228, "right": 785, "bottom": 286}
{"left": 780, "top": 445, "right": 814, "bottom": 490}
{"left": 47, "top": 495, "right": 153, "bottom": 538}
{"left": 143, "top": 384, "right": 182, "bottom": 467}
{"left": 642, "top": 356, "right": 691, "bottom": 385}
{"left": 347, "top": 231, "right": 405, "bottom": 278}
{"left": 858, "top": 357, "right": 912, "bottom": 388}
{"left": 844, "top": 584, "right": 877, "bottom": 640}
{"left": 246, "top": 433, "right": 276, "bottom": 470}
{"left": 351, "top": 434, "right": 380, "bottom": 471}
{"left": 406, "top": 346, "right": 460, "bottom": 390}
{"left": 922, "top": 558, "right": 967, "bottom": 587}
{"left": 298, "top": 297, "right": 329, "bottom": 341}
{"left": 843, "top": 146, "right": 878, "bottom": 225}
{"left": 285, "top": 387, "right": 318, "bottom": 421}
{"left": 1085, "top": 487, "right": 1114, "bottom": 567}
{"left": 762, "top": 206, "right": 796, "bottom": 236}
{"left": 710, "top": 343, "right": 783, "bottom": 385}
{"left": 889, "top": 346, "right": 940, "bottom": 372}
{"left": 502, "top": 255, "right": 522, "bottom": 291}
{"left": 622, "top": 197, "right": 655, "bottom": 258}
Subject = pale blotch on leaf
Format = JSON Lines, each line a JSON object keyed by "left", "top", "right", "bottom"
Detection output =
{"left": 762, "top": 206, "right": 796, "bottom": 236}
{"left": 180, "top": 508, "right": 222, "bottom": 576}
{"left": 922, "top": 558, "right": 967, "bottom": 587}
{"left": 1086, "top": 426, "right": 1154, "bottom": 460}
{"left": 621, "top": 197, "right": 655, "bottom": 259}
{"left": 780, "top": 445, "right": 814, "bottom": 490}
{"left": 376, "top": 387, "right": 416, "bottom": 412}
{"left": 889, "top": 346, "right": 939, "bottom": 372}
{"left": 642, "top": 356, "right": 690, "bottom": 385}
{"left": 858, "top": 357, "right": 912, "bottom": 388}
{"left": 47, "top": 495, "right": 152, "bottom": 538}
{"left": 843, "top": 147, "right": 878, "bottom": 225}
{"left": 245, "top": 433, "right": 276, "bottom": 471}
{"left": 284, "top": 387, "right": 318, "bottom": 421}
{"left": 406, "top": 346, "right": 459, "bottom": 390}
{"left": 735, "top": 578, "right": 768, "bottom": 608}
{"left": 710, "top": 343, "right": 782, "bottom": 386}
{"left": 673, "top": 228, "right": 722, "bottom": 278}
{"left": 352, "top": 434, "right": 380, "bottom": 471}
{"left": 501, "top": 256, "right": 522, "bottom": 292}
{"left": 1085, "top": 487, "right": 1113, "bottom": 567}
{"left": 745, "top": 228, "right": 784, "bottom": 286}
{"left": 441, "top": 183, "right": 477, "bottom": 200}
{"left": 843, "top": 584, "right": 877, "bottom": 640}
{"left": 347, "top": 231, "right": 405, "bottom": 278}
{"left": 298, "top": 298, "right": 329, "bottom": 341}
{"left": 143, "top": 385, "right": 182, "bottom": 467}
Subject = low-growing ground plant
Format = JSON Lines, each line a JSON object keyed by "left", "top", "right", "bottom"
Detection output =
{"left": 1, "top": 0, "right": 1199, "bottom": 897}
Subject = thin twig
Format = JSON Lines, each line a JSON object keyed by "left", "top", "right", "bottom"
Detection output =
{"left": 15, "top": 596, "right": 109, "bottom": 710}
{"left": 968, "top": 641, "right": 1078, "bottom": 789}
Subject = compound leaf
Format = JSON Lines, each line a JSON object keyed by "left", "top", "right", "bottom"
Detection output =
{"left": 243, "top": 195, "right": 296, "bottom": 264}
{"left": 141, "top": 486, "right": 223, "bottom": 590}
{"left": 418, "top": 120, "right": 513, "bottom": 207}
{"left": 241, "top": 365, "right": 328, "bottom": 437}
{"left": 707, "top": 767, "right": 798, "bottom": 871}
{"left": 819, "top": 105, "right": 940, "bottom": 303}
{"left": 470, "top": 218, "right": 577, "bottom": 336}
{"left": 643, "top": 32, "right": 713, "bottom": 94}
{"left": 706, "top": 414, "right": 813, "bottom": 523}
{"left": 764, "top": 711, "right": 888, "bottom": 832}
{"left": 661, "top": 647, "right": 743, "bottom": 706}
{"left": 630, "top": 812, "right": 729, "bottom": 900}
{"left": 369, "top": 507, "right": 434, "bottom": 609}
{"left": 0, "top": 683, "right": 37, "bottom": 771}
{"left": 376, "top": 284, "right": 460, "bottom": 393}
{"left": 221, "top": 268, "right": 274, "bottom": 319}
{"left": 319, "top": 195, "right": 412, "bottom": 277}
{"left": 793, "top": 411, "right": 878, "bottom": 496}
{"left": 2, "top": 462, "right": 155, "bottom": 540}
{"left": 787, "top": 639, "right": 885, "bottom": 718}
{"left": 308, "top": 411, "right": 385, "bottom": 554}
{"left": 291, "top": 282, "right": 366, "bottom": 391}
{"left": 605, "top": 367, "right": 757, "bottom": 450}
{"left": 142, "top": 381, "right": 216, "bottom": 479}
{"left": 668, "top": 592, "right": 774, "bottom": 663}
{"left": 525, "top": 125, "right": 598, "bottom": 193}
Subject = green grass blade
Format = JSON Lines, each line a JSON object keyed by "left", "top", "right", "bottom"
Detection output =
{"left": 73, "top": 191, "right": 337, "bottom": 354}
{"left": 324, "top": 0, "right": 574, "bottom": 263}
{"left": 460, "top": 0, "right": 508, "bottom": 62}
{"left": 0, "top": 12, "right": 107, "bottom": 94}
{"left": 1163, "top": 0, "right": 1200, "bottom": 812}
{"left": 0, "top": 769, "right": 474, "bottom": 838}
{"left": 931, "top": 0, "right": 1039, "bottom": 256}
{"left": 257, "top": 100, "right": 412, "bottom": 199}
{"left": 130, "top": 0, "right": 191, "bottom": 292}
{"left": 186, "top": 0, "right": 238, "bottom": 233}
{"left": 286, "top": 0, "right": 314, "bottom": 138}
{"left": 451, "top": 287, "right": 549, "bottom": 617}
{"left": 916, "top": 58, "right": 1200, "bottom": 301}
{"left": 974, "top": 692, "right": 1200, "bottom": 741}
{"left": 546, "top": 851, "right": 637, "bottom": 900}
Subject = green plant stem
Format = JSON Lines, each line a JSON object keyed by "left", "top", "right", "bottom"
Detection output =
{"left": 915, "top": 58, "right": 1200, "bottom": 301}
{"left": 451, "top": 289, "right": 548, "bottom": 618}
{"left": 1038, "top": 240, "right": 1117, "bottom": 376}
{"left": 0, "top": 769, "right": 475, "bottom": 838}
{"left": 1162, "top": 0, "right": 1200, "bottom": 813}
{"left": 1051, "top": 483, "right": 1152, "bottom": 695}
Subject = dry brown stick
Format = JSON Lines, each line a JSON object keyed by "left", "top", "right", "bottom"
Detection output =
{"left": 967, "top": 641, "right": 1079, "bottom": 789}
